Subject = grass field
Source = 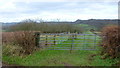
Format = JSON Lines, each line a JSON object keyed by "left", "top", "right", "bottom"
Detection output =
{"left": 75, "top": 24, "right": 97, "bottom": 32}
{"left": 3, "top": 31, "right": 119, "bottom": 66}
{"left": 3, "top": 49, "right": 118, "bottom": 66}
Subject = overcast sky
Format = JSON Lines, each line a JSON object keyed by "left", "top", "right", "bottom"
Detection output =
{"left": 0, "top": 0, "right": 119, "bottom": 22}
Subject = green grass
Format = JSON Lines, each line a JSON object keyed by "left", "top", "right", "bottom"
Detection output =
{"left": 3, "top": 49, "right": 118, "bottom": 66}
{"left": 2, "top": 31, "right": 118, "bottom": 66}
{"left": 76, "top": 24, "right": 97, "bottom": 31}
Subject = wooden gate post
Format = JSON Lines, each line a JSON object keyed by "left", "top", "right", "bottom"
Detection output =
{"left": 35, "top": 32, "right": 40, "bottom": 47}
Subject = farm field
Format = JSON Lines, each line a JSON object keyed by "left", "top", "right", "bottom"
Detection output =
{"left": 1, "top": 1, "right": 120, "bottom": 67}
{"left": 3, "top": 31, "right": 119, "bottom": 66}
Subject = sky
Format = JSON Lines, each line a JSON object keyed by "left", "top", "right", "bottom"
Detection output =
{"left": 0, "top": 0, "right": 119, "bottom": 22}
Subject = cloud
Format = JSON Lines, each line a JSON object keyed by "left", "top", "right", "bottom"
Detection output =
{"left": 0, "top": 0, "right": 118, "bottom": 22}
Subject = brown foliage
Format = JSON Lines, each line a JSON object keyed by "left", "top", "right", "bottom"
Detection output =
{"left": 101, "top": 25, "right": 120, "bottom": 58}
{"left": 2, "top": 32, "right": 16, "bottom": 44}
{"left": 13, "top": 31, "right": 36, "bottom": 54}
{"left": 2, "top": 31, "right": 37, "bottom": 55}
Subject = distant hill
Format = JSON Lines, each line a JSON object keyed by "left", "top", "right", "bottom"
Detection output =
{"left": 2, "top": 19, "right": 118, "bottom": 25}
{"left": 2, "top": 22, "right": 18, "bottom": 27}
{"left": 74, "top": 19, "right": 118, "bottom": 30}
{"left": 2, "top": 22, "right": 19, "bottom": 30}
{"left": 75, "top": 19, "right": 118, "bottom": 24}
{"left": 2, "top": 19, "right": 118, "bottom": 31}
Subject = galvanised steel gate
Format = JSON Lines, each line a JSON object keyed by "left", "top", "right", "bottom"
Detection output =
{"left": 39, "top": 33, "right": 101, "bottom": 50}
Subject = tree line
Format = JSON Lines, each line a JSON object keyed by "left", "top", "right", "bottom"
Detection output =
{"left": 5, "top": 19, "right": 83, "bottom": 33}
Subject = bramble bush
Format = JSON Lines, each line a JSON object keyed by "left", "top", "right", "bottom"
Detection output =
{"left": 101, "top": 25, "right": 120, "bottom": 59}
{"left": 2, "top": 31, "right": 38, "bottom": 55}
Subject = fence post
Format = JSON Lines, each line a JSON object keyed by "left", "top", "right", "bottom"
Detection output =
{"left": 35, "top": 32, "right": 40, "bottom": 47}
{"left": 53, "top": 35, "right": 56, "bottom": 46}
{"left": 74, "top": 33, "right": 77, "bottom": 39}
{"left": 45, "top": 35, "right": 48, "bottom": 46}
{"left": 70, "top": 34, "right": 74, "bottom": 53}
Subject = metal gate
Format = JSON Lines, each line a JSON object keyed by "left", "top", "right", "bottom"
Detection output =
{"left": 39, "top": 33, "right": 101, "bottom": 50}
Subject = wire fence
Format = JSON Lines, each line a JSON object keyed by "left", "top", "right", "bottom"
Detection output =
{"left": 38, "top": 33, "right": 102, "bottom": 51}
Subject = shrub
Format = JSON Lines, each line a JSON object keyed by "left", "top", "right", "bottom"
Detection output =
{"left": 101, "top": 25, "right": 120, "bottom": 58}
{"left": 2, "top": 31, "right": 38, "bottom": 55}
{"left": 13, "top": 31, "right": 36, "bottom": 55}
